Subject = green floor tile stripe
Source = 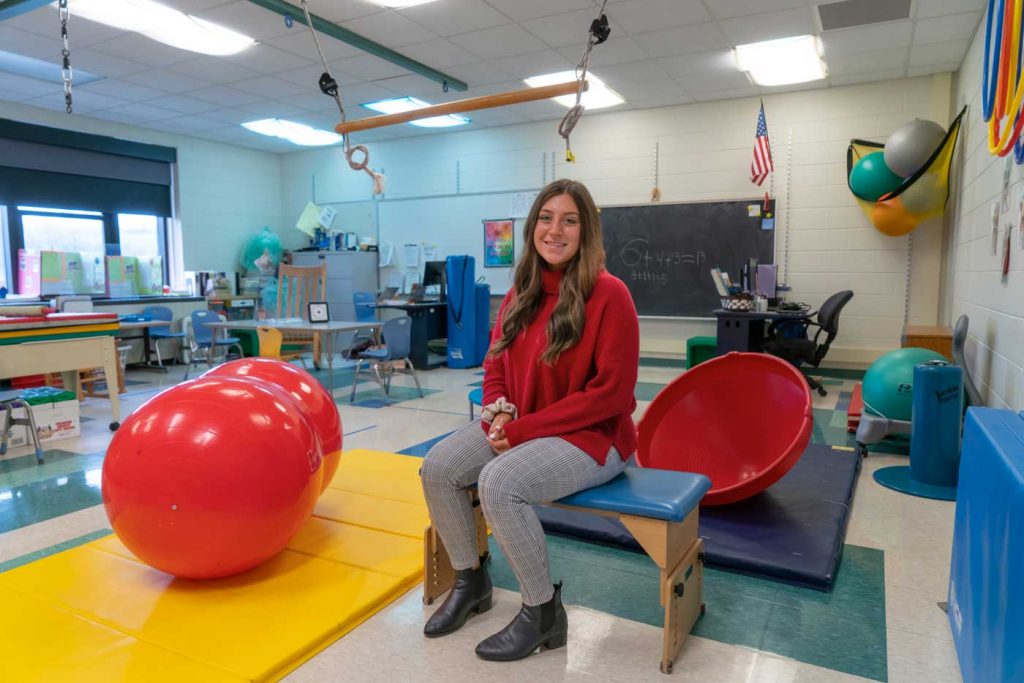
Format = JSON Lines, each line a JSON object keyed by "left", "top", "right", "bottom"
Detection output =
{"left": 488, "top": 537, "right": 887, "bottom": 681}
{"left": 634, "top": 381, "right": 668, "bottom": 402}
{"left": 639, "top": 357, "right": 685, "bottom": 369}
{"left": 0, "top": 528, "right": 112, "bottom": 574}
{"left": 1, "top": 452, "right": 104, "bottom": 490}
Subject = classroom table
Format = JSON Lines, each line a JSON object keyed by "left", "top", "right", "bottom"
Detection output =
{"left": 201, "top": 319, "right": 382, "bottom": 392}
{"left": 0, "top": 336, "right": 122, "bottom": 429}
{"left": 901, "top": 324, "right": 953, "bottom": 359}
{"left": 713, "top": 308, "right": 811, "bottom": 355}
{"left": 117, "top": 319, "right": 174, "bottom": 371}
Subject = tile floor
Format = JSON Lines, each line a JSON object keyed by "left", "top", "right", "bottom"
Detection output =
{"left": 0, "top": 358, "right": 963, "bottom": 682}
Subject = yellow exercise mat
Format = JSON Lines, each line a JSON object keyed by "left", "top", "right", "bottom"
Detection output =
{"left": 0, "top": 449, "right": 430, "bottom": 682}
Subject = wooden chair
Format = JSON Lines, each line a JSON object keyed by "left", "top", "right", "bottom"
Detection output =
{"left": 256, "top": 326, "right": 308, "bottom": 369}
{"left": 276, "top": 263, "right": 327, "bottom": 369}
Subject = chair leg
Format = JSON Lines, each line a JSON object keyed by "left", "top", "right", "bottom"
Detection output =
{"left": 350, "top": 360, "right": 363, "bottom": 402}
{"left": 21, "top": 402, "right": 45, "bottom": 463}
{"left": 805, "top": 373, "right": 827, "bottom": 397}
{"left": 0, "top": 403, "right": 12, "bottom": 455}
{"left": 153, "top": 339, "right": 163, "bottom": 367}
{"left": 371, "top": 364, "right": 389, "bottom": 401}
{"left": 406, "top": 357, "right": 423, "bottom": 397}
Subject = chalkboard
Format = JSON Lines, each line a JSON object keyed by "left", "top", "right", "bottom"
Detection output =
{"left": 600, "top": 199, "right": 775, "bottom": 318}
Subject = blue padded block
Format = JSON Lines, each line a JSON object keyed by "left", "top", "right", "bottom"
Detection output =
{"left": 948, "top": 408, "right": 1024, "bottom": 683}
{"left": 555, "top": 468, "right": 710, "bottom": 523}
{"left": 538, "top": 443, "right": 860, "bottom": 591}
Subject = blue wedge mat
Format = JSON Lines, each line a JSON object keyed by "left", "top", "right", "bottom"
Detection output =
{"left": 537, "top": 443, "right": 861, "bottom": 591}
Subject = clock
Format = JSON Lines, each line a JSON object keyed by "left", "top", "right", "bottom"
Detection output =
{"left": 308, "top": 301, "right": 330, "bottom": 323}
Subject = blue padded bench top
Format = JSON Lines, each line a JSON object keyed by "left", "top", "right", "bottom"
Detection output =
{"left": 555, "top": 467, "right": 710, "bottom": 523}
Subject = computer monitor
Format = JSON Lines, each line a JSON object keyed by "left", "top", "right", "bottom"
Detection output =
{"left": 422, "top": 260, "right": 446, "bottom": 300}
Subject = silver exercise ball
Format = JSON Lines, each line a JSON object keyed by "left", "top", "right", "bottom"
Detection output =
{"left": 884, "top": 119, "right": 945, "bottom": 178}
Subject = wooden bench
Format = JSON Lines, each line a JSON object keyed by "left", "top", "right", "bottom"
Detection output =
{"left": 423, "top": 467, "right": 711, "bottom": 674}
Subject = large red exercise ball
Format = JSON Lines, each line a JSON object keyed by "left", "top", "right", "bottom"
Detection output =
{"left": 637, "top": 353, "right": 812, "bottom": 506}
{"left": 884, "top": 118, "right": 945, "bottom": 177}
{"left": 899, "top": 171, "right": 947, "bottom": 215}
{"left": 861, "top": 347, "right": 946, "bottom": 422}
{"left": 205, "top": 358, "right": 342, "bottom": 492}
{"left": 849, "top": 151, "right": 903, "bottom": 202}
{"left": 870, "top": 197, "right": 919, "bottom": 237}
{"left": 101, "top": 376, "right": 324, "bottom": 579}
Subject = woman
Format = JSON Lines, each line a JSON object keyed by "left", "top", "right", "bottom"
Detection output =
{"left": 419, "top": 179, "right": 640, "bottom": 662}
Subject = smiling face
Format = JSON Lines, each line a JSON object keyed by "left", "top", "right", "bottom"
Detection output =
{"left": 533, "top": 193, "right": 582, "bottom": 270}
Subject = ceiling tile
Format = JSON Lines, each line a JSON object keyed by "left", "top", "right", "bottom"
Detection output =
{"left": 341, "top": 10, "right": 436, "bottom": 48}
{"left": 264, "top": 30, "right": 364, "bottom": 62}
{"left": 59, "top": 90, "right": 130, "bottom": 112}
{"left": 303, "top": 0, "right": 384, "bottom": 23}
{"left": 274, "top": 63, "right": 362, "bottom": 90}
{"left": 441, "top": 61, "right": 514, "bottom": 86}
{"left": 57, "top": 49, "right": 151, "bottom": 79}
{"left": 657, "top": 49, "right": 738, "bottom": 79}
{"left": 913, "top": 12, "right": 983, "bottom": 45}
{"left": 399, "top": 0, "right": 508, "bottom": 36}
{"left": 596, "top": 60, "right": 672, "bottom": 86}
{"left": 113, "top": 102, "right": 181, "bottom": 122}
{"left": 522, "top": 9, "right": 626, "bottom": 49}
{"left": 222, "top": 44, "right": 313, "bottom": 75}
{"left": 449, "top": 24, "right": 549, "bottom": 59}
{"left": 231, "top": 75, "right": 311, "bottom": 98}
{"left": 489, "top": 50, "right": 575, "bottom": 80}
{"left": 89, "top": 34, "right": 193, "bottom": 68}
{"left": 120, "top": 68, "right": 212, "bottom": 94}
{"left": 556, "top": 36, "right": 650, "bottom": 68}
{"left": 400, "top": 39, "right": 480, "bottom": 68}
{"left": 909, "top": 39, "right": 970, "bottom": 67}
{"left": 165, "top": 56, "right": 261, "bottom": 84}
{"left": 631, "top": 92, "right": 695, "bottom": 108}
{"left": 284, "top": 90, "right": 347, "bottom": 112}
{"left": 0, "top": 9, "right": 57, "bottom": 36}
{"left": 163, "top": 0, "right": 233, "bottom": 12}
{"left": 717, "top": 7, "right": 817, "bottom": 45}
{"left": 607, "top": 0, "right": 710, "bottom": 34}
{"left": 21, "top": 93, "right": 76, "bottom": 112}
{"left": 689, "top": 85, "right": 759, "bottom": 102}
{"left": 675, "top": 69, "right": 752, "bottom": 93}
{"left": 633, "top": 22, "right": 729, "bottom": 58}
{"left": 829, "top": 68, "right": 907, "bottom": 86}
{"left": 706, "top": 0, "right": 809, "bottom": 20}
{"left": 188, "top": 85, "right": 265, "bottom": 107}
{"left": 193, "top": 1, "right": 294, "bottom": 41}
{"left": 0, "top": 72, "right": 61, "bottom": 98}
{"left": 821, "top": 21, "right": 913, "bottom": 56}
{"left": 368, "top": 73, "right": 450, "bottom": 98}
{"left": 148, "top": 94, "right": 218, "bottom": 115}
{"left": 334, "top": 82, "right": 408, "bottom": 106}
{"left": 156, "top": 115, "right": 228, "bottom": 133}
{"left": 825, "top": 48, "right": 909, "bottom": 76}
{"left": 55, "top": 16, "right": 126, "bottom": 48}
{"left": 483, "top": 0, "right": 595, "bottom": 22}
{"left": 916, "top": 0, "right": 986, "bottom": 19}
{"left": 77, "top": 79, "right": 168, "bottom": 102}
{"left": 198, "top": 108, "right": 259, "bottom": 125}
{"left": 236, "top": 100, "right": 309, "bottom": 119}
{"left": 331, "top": 53, "right": 410, "bottom": 80}
{"left": 608, "top": 77, "right": 684, "bottom": 103}
{"left": 0, "top": 23, "right": 65, "bottom": 58}
{"left": 907, "top": 63, "right": 960, "bottom": 77}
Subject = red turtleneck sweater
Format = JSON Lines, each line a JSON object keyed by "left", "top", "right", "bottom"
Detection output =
{"left": 482, "top": 268, "right": 639, "bottom": 465}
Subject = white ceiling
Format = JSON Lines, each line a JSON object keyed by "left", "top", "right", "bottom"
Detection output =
{"left": 0, "top": 0, "right": 984, "bottom": 152}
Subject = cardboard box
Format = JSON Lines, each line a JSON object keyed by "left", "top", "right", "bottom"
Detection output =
{"left": 3, "top": 400, "right": 80, "bottom": 449}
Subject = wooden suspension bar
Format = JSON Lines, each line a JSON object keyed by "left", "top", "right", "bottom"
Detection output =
{"left": 334, "top": 81, "right": 587, "bottom": 135}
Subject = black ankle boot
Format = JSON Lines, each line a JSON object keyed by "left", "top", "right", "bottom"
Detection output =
{"left": 475, "top": 582, "right": 567, "bottom": 661}
{"left": 423, "top": 553, "right": 493, "bottom": 638}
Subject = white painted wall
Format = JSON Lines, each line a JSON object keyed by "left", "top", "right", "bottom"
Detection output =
{"left": 948, "top": 20, "right": 1024, "bottom": 410}
{"left": 282, "top": 75, "right": 952, "bottom": 362}
{"left": 0, "top": 101, "right": 283, "bottom": 278}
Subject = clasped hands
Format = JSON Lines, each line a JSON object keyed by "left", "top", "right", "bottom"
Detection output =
{"left": 487, "top": 413, "right": 513, "bottom": 454}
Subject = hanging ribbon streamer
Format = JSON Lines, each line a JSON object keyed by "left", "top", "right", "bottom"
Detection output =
{"left": 983, "top": 0, "right": 1024, "bottom": 160}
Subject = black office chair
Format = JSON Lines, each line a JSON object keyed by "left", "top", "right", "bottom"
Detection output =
{"left": 762, "top": 290, "right": 854, "bottom": 397}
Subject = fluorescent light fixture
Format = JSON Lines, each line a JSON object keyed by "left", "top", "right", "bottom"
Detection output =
{"left": 0, "top": 49, "right": 103, "bottom": 85}
{"left": 362, "top": 97, "right": 470, "bottom": 128}
{"left": 364, "top": 0, "right": 439, "bottom": 7}
{"left": 242, "top": 119, "right": 342, "bottom": 146}
{"left": 523, "top": 71, "right": 624, "bottom": 109}
{"left": 734, "top": 35, "right": 827, "bottom": 86}
{"left": 65, "top": 0, "right": 255, "bottom": 56}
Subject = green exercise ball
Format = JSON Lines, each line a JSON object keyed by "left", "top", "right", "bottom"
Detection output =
{"left": 862, "top": 347, "right": 947, "bottom": 421}
{"left": 884, "top": 119, "right": 945, "bottom": 178}
{"left": 849, "top": 151, "right": 903, "bottom": 202}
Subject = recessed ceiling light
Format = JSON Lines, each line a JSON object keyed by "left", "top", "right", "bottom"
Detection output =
{"left": 65, "top": 0, "right": 255, "bottom": 56}
{"left": 362, "top": 97, "right": 470, "bottom": 128}
{"left": 523, "top": 71, "right": 624, "bottom": 109}
{"left": 242, "top": 119, "right": 341, "bottom": 146}
{"left": 734, "top": 35, "right": 827, "bottom": 87}
{"left": 0, "top": 49, "right": 102, "bottom": 84}
{"left": 363, "top": 0, "right": 440, "bottom": 7}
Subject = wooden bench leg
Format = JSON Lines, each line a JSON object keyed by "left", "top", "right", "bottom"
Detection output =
{"left": 423, "top": 487, "right": 489, "bottom": 605}
{"left": 620, "top": 509, "right": 704, "bottom": 674}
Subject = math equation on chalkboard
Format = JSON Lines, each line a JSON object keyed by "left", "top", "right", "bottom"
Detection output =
{"left": 620, "top": 238, "right": 706, "bottom": 284}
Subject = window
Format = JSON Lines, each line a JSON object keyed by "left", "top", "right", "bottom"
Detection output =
{"left": 117, "top": 213, "right": 161, "bottom": 260}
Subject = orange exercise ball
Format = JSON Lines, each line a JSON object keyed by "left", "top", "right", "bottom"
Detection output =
{"left": 869, "top": 198, "right": 920, "bottom": 237}
{"left": 205, "top": 358, "right": 342, "bottom": 492}
{"left": 102, "top": 376, "right": 323, "bottom": 579}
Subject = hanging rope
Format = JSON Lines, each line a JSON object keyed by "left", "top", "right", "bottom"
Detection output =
{"left": 558, "top": 0, "right": 610, "bottom": 163}
{"left": 58, "top": 0, "right": 72, "bottom": 114}
{"left": 300, "top": 1, "right": 384, "bottom": 194}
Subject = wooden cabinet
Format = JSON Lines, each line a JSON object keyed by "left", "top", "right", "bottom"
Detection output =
{"left": 290, "top": 251, "right": 377, "bottom": 321}
{"left": 902, "top": 325, "right": 953, "bottom": 359}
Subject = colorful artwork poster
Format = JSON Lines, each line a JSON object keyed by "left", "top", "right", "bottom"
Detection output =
{"left": 483, "top": 219, "right": 514, "bottom": 267}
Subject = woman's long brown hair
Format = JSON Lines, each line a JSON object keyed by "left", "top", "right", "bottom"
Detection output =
{"left": 487, "top": 179, "right": 605, "bottom": 365}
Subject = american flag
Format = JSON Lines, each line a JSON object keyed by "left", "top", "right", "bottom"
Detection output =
{"left": 750, "top": 101, "right": 773, "bottom": 186}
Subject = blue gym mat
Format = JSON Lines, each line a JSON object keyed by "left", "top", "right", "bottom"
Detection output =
{"left": 537, "top": 443, "right": 861, "bottom": 591}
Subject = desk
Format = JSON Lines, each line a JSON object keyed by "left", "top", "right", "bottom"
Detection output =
{"left": 0, "top": 336, "right": 122, "bottom": 429}
{"left": 713, "top": 309, "right": 810, "bottom": 354}
{"left": 372, "top": 301, "right": 447, "bottom": 370}
{"left": 902, "top": 325, "right": 952, "bottom": 359}
{"left": 202, "top": 319, "right": 382, "bottom": 392}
